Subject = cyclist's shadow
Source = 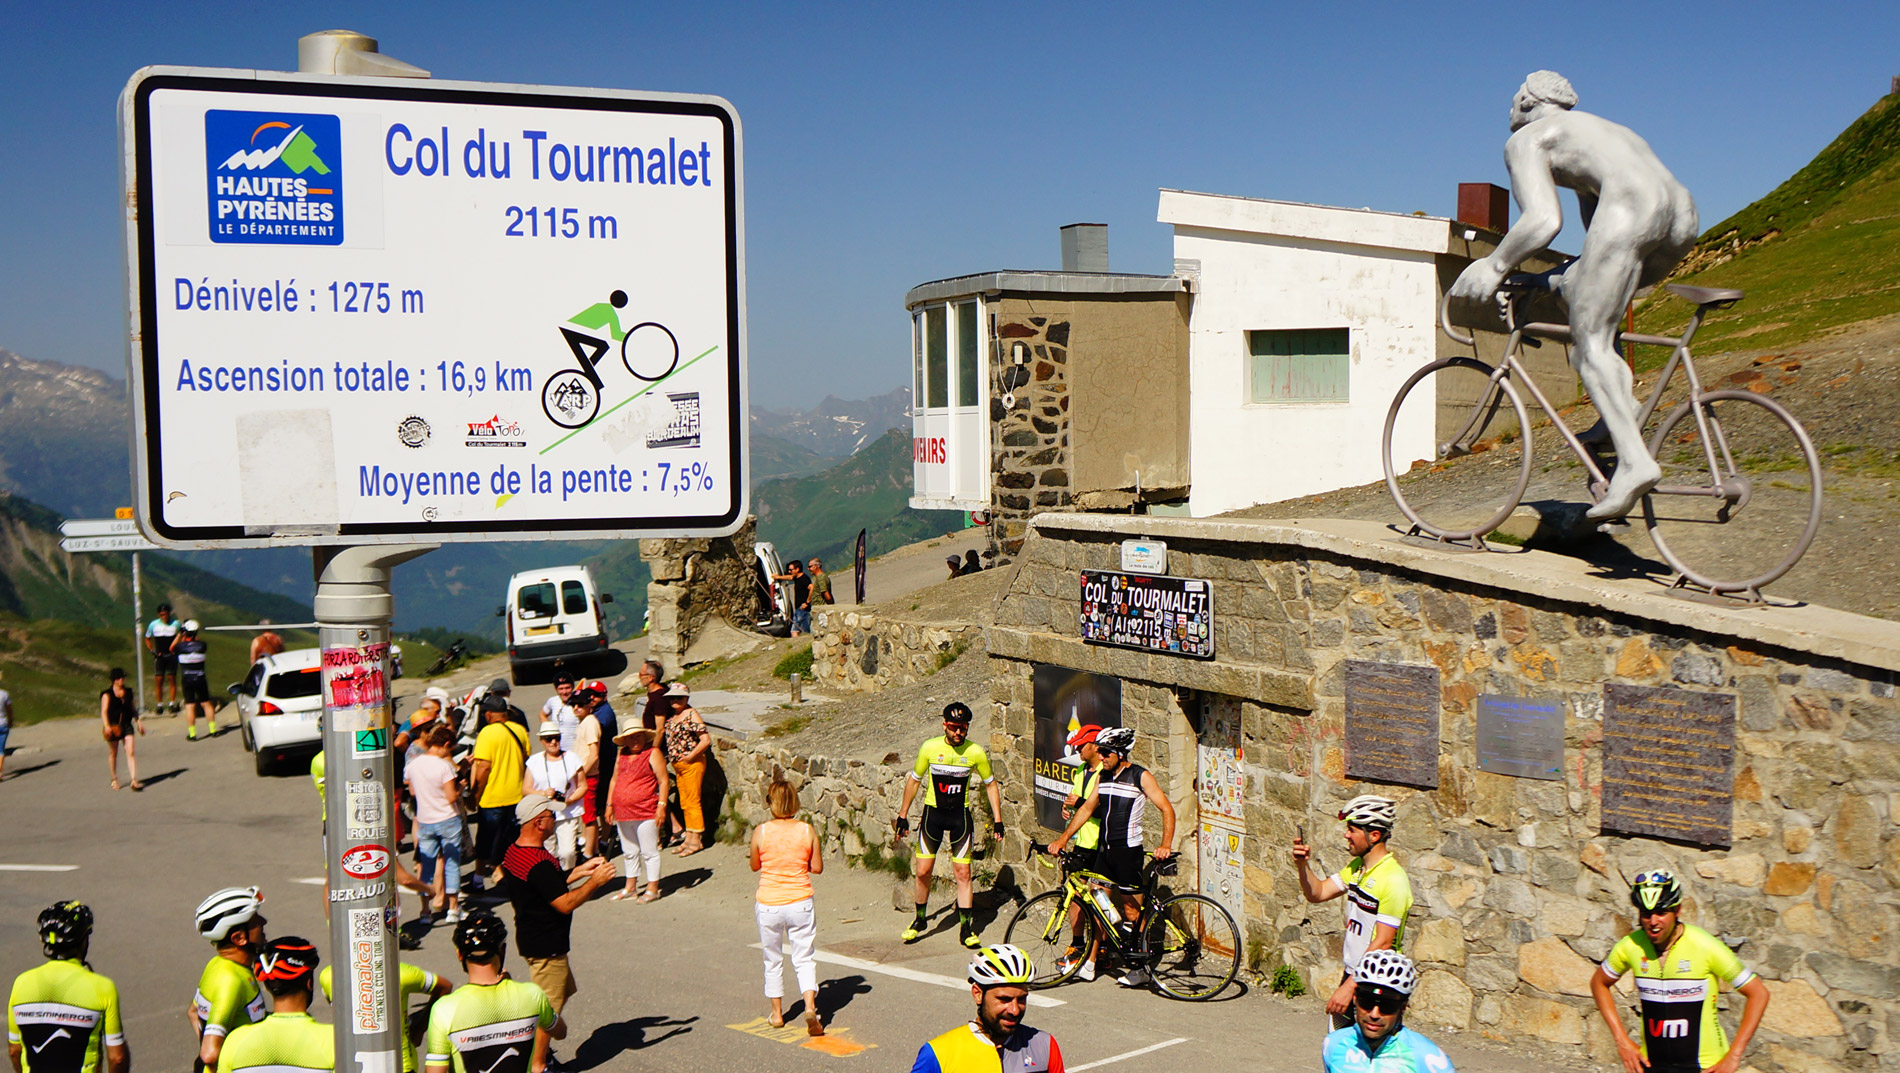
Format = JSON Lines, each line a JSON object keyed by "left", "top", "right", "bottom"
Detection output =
{"left": 568, "top": 1014, "right": 697, "bottom": 1069}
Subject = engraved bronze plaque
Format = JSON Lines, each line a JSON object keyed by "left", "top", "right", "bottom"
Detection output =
{"left": 1601, "top": 683, "right": 1736, "bottom": 847}
{"left": 1343, "top": 660, "right": 1440, "bottom": 788}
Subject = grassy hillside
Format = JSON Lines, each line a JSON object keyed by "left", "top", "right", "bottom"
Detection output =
{"left": 1636, "top": 93, "right": 1900, "bottom": 356}
{"left": 752, "top": 427, "right": 966, "bottom": 566}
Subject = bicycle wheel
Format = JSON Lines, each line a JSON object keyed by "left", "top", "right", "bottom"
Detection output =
{"left": 1642, "top": 389, "right": 1823, "bottom": 595}
{"left": 1003, "top": 890, "right": 1091, "bottom": 988}
{"left": 1383, "top": 358, "right": 1533, "bottom": 541}
{"left": 621, "top": 321, "right": 680, "bottom": 382}
{"left": 1142, "top": 894, "right": 1240, "bottom": 1001}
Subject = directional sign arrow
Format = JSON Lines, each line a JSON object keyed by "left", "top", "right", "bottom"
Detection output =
{"left": 58, "top": 518, "right": 143, "bottom": 538}
{"left": 60, "top": 534, "right": 159, "bottom": 553}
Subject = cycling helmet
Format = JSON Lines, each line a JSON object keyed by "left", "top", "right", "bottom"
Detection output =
{"left": 255, "top": 936, "right": 319, "bottom": 986}
{"left": 1629, "top": 870, "right": 1683, "bottom": 912}
{"left": 38, "top": 901, "right": 93, "bottom": 957}
{"left": 1356, "top": 949, "right": 1417, "bottom": 997}
{"left": 182, "top": 619, "right": 201, "bottom": 633}
{"left": 968, "top": 944, "right": 1035, "bottom": 987}
{"left": 196, "top": 885, "right": 265, "bottom": 942}
{"left": 453, "top": 910, "right": 509, "bottom": 960}
{"left": 1095, "top": 726, "right": 1136, "bottom": 756}
{"left": 942, "top": 702, "right": 974, "bottom": 725}
{"left": 1338, "top": 794, "right": 1397, "bottom": 831}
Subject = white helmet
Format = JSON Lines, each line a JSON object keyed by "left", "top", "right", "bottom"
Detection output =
{"left": 1356, "top": 949, "right": 1417, "bottom": 996}
{"left": 182, "top": 619, "right": 201, "bottom": 633}
{"left": 196, "top": 886, "right": 264, "bottom": 942}
{"left": 968, "top": 944, "right": 1036, "bottom": 987}
{"left": 1338, "top": 794, "right": 1397, "bottom": 831}
{"left": 1095, "top": 726, "right": 1136, "bottom": 756}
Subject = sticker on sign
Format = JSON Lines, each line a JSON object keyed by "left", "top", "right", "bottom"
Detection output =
{"left": 121, "top": 69, "right": 748, "bottom": 549}
{"left": 339, "top": 844, "right": 391, "bottom": 880}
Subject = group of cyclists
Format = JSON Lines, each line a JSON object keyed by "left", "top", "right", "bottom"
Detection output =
{"left": 9, "top": 694, "right": 1772, "bottom": 1073}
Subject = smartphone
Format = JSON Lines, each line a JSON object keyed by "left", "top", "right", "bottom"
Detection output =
{"left": 1297, "top": 825, "right": 1305, "bottom": 842}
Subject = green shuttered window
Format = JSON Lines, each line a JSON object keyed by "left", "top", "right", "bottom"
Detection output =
{"left": 1248, "top": 327, "right": 1349, "bottom": 403}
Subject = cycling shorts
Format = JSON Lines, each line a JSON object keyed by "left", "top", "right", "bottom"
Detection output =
{"left": 914, "top": 806, "right": 975, "bottom": 863}
{"left": 154, "top": 654, "right": 177, "bottom": 673}
{"left": 183, "top": 678, "right": 211, "bottom": 704}
{"left": 1093, "top": 845, "right": 1145, "bottom": 889}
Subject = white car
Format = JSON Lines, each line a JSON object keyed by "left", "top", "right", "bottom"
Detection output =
{"left": 230, "top": 648, "right": 323, "bottom": 775}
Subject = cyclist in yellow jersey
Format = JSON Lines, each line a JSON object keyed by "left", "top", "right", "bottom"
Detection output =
{"left": 188, "top": 887, "right": 269, "bottom": 1073}
{"left": 219, "top": 938, "right": 331, "bottom": 1073}
{"left": 1591, "top": 871, "right": 1768, "bottom": 1073}
{"left": 1294, "top": 795, "right": 1413, "bottom": 1028}
{"left": 894, "top": 703, "right": 1002, "bottom": 948}
{"left": 320, "top": 963, "right": 451, "bottom": 1073}
{"left": 8, "top": 902, "right": 127, "bottom": 1073}
{"left": 426, "top": 911, "right": 557, "bottom": 1073}
{"left": 1054, "top": 726, "right": 1104, "bottom": 982}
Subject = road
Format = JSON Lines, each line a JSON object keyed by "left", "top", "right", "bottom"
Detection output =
{"left": 0, "top": 699, "right": 1565, "bottom": 1073}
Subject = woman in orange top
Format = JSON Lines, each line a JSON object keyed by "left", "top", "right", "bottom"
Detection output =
{"left": 750, "top": 778, "right": 824, "bottom": 1034}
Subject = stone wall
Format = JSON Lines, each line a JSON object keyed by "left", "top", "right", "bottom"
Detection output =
{"left": 640, "top": 517, "right": 758, "bottom": 677}
{"left": 984, "top": 513, "right": 1900, "bottom": 1072}
{"left": 806, "top": 605, "right": 983, "bottom": 693}
{"left": 989, "top": 310, "right": 1076, "bottom": 561}
{"left": 715, "top": 733, "right": 911, "bottom": 860}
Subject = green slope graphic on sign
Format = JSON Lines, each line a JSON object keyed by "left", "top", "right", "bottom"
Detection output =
{"left": 281, "top": 130, "right": 331, "bottom": 175}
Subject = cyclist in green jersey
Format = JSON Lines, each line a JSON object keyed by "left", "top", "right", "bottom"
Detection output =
{"left": 189, "top": 887, "right": 269, "bottom": 1073}
{"left": 893, "top": 703, "right": 1003, "bottom": 948}
{"left": 8, "top": 902, "right": 127, "bottom": 1073}
{"left": 218, "top": 938, "right": 331, "bottom": 1073}
{"left": 425, "top": 912, "right": 558, "bottom": 1073}
{"left": 1590, "top": 871, "right": 1769, "bottom": 1073}
{"left": 1295, "top": 795, "right": 1413, "bottom": 1028}
{"left": 320, "top": 963, "right": 451, "bottom": 1073}
{"left": 1054, "top": 725, "right": 1105, "bottom": 982}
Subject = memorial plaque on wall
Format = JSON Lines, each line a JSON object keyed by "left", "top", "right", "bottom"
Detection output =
{"left": 1601, "top": 684, "right": 1735, "bottom": 847}
{"left": 1031, "top": 665, "right": 1122, "bottom": 832}
{"left": 1079, "top": 569, "right": 1214, "bottom": 660}
{"left": 1476, "top": 694, "right": 1565, "bottom": 780}
{"left": 1343, "top": 660, "right": 1440, "bottom": 788}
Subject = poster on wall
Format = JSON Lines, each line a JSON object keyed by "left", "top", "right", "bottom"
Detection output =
{"left": 1197, "top": 695, "right": 1245, "bottom": 826}
{"left": 1032, "top": 665, "right": 1121, "bottom": 832}
{"left": 1198, "top": 820, "right": 1246, "bottom": 931}
{"left": 1601, "top": 683, "right": 1735, "bottom": 847}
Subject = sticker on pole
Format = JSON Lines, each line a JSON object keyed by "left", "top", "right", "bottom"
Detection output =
{"left": 322, "top": 643, "right": 388, "bottom": 711}
{"left": 348, "top": 908, "right": 388, "bottom": 1034}
{"left": 340, "top": 844, "right": 392, "bottom": 879}
{"left": 346, "top": 780, "right": 389, "bottom": 841}
{"left": 121, "top": 69, "right": 748, "bottom": 549}
{"left": 353, "top": 728, "right": 389, "bottom": 756}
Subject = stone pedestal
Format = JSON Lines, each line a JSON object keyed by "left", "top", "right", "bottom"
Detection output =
{"left": 639, "top": 516, "right": 758, "bottom": 677}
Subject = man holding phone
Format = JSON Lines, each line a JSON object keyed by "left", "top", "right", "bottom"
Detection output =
{"left": 1294, "top": 795, "right": 1413, "bottom": 1029}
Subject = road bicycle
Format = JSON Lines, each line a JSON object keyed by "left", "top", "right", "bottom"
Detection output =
{"left": 422, "top": 639, "right": 468, "bottom": 678}
{"left": 1381, "top": 277, "right": 1822, "bottom": 601}
{"left": 1004, "top": 842, "right": 1239, "bottom": 1001}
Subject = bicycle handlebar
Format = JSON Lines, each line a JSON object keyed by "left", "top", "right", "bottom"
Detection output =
{"left": 1440, "top": 293, "right": 1475, "bottom": 346}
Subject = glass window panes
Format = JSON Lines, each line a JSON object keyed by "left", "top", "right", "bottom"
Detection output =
{"left": 956, "top": 301, "right": 980, "bottom": 407}
{"left": 913, "top": 312, "right": 925, "bottom": 411}
{"left": 561, "top": 580, "right": 588, "bottom": 615}
{"left": 517, "top": 582, "right": 557, "bottom": 618}
{"left": 1248, "top": 328, "right": 1350, "bottom": 403}
{"left": 926, "top": 306, "right": 948, "bottom": 408}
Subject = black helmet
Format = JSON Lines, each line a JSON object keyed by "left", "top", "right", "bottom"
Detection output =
{"left": 1629, "top": 870, "right": 1683, "bottom": 912}
{"left": 942, "top": 702, "right": 973, "bottom": 725}
{"left": 454, "top": 909, "right": 508, "bottom": 959}
{"left": 255, "top": 936, "right": 319, "bottom": 989}
{"left": 38, "top": 901, "right": 92, "bottom": 957}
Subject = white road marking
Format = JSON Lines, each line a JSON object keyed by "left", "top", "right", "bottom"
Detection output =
{"left": 1069, "top": 1037, "right": 1189, "bottom": 1070}
{"left": 0, "top": 865, "right": 78, "bottom": 872}
{"left": 751, "top": 945, "right": 1064, "bottom": 1007}
{"left": 294, "top": 877, "right": 326, "bottom": 885}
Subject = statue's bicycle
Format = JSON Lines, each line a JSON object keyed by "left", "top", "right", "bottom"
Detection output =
{"left": 1381, "top": 278, "right": 1822, "bottom": 601}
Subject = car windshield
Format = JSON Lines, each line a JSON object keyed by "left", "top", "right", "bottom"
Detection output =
{"left": 562, "top": 580, "right": 588, "bottom": 615}
{"left": 265, "top": 667, "right": 322, "bottom": 701}
{"left": 518, "top": 582, "right": 557, "bottom": 619}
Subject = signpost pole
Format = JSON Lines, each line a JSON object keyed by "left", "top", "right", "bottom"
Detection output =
{"left": 317, "top": 544, "right": 433, "bottom": 1073}
{"left": 293, "top": 33, "right": 433, "bottom": 1073}
{"left": 131, "top": 551, "right": 146, "bottom": 716}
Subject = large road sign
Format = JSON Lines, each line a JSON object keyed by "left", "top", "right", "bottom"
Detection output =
{"left": 120, "top": 69, "right": 747, "bottom": 549}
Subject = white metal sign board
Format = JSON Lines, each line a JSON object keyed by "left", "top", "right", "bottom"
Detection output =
{"left": 121, "top": 69, "right": 746, "bottom": 548}
{"left": 62, "top": 534, "right": 161, "bottom": 554}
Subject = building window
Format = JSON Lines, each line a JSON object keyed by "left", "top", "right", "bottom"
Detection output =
{"left": 956, "top": 301, "right": 980, "bottom": 407}
{"left": 912, "top": 313, "right": 925, "bottom": 409}
{"left": 1248, "top": 327, "right": 1349, "bottom": 403}
{"left": 925, "top": 306, "right": 948, "bottom": 408}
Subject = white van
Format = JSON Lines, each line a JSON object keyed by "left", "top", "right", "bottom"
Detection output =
{"left": 499, "top": 565, "right": 614, "bottom": 683}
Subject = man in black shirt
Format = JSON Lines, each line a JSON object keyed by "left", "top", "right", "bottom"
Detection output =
{"left": 502, "top": 798, "right": 615, "bottom": 1024}
{"left": 773, "top": 561, "right": 812, "bottom": 636}
{"left": 175, "top": 620, "right": 217, "bottom": 740}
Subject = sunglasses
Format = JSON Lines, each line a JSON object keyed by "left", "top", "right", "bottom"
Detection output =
{"left": 1355, "top": 987, "right": 1404, "bottom": 1014}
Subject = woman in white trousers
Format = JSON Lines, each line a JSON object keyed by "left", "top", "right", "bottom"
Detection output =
{"left": 751, "top": 778, "right": 824, "bottom": 1034}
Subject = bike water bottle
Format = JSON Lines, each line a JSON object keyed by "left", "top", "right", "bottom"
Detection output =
{"left": 1091, "top": 884, "right": 1116, "bottom": 917}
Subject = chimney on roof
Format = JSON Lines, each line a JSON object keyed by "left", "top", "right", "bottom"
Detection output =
{"left": 1892, "top": 74, "right": 1899, "bottom": 96}
{"left": 1060, "top": 223, "right": 1109, "bottom": 272}
{"left": 1456, "top": 183, "right": 1511, "bottom": 233}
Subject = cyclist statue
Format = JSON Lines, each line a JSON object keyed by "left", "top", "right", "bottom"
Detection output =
{"left": 1448, "top": 70, "right": 1699, "bottom": 523}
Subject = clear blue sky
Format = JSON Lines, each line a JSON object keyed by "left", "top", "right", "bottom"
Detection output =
{"left": 6, "top": 1, "right": 1897, "bottom": 409}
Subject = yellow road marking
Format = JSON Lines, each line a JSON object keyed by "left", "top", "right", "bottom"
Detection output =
{"left": 727, "top": 1017, "right": 873, "bottom": 1056}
